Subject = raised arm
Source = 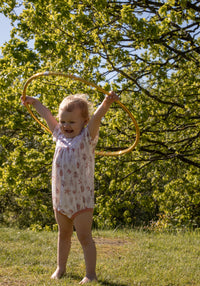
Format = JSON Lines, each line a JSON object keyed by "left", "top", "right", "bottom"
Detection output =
{"left": 21, "top": 96, "right": 58, "bottom": 133}
{"left": 88, "top": 91, "right": 119, "bottom": 140}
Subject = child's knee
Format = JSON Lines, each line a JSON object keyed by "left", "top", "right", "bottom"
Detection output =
{"left": 78, "top": 233, "right": 94, "bottom": 247}
{"left": 58, "top": 227, "right": 73, "bottom": 240}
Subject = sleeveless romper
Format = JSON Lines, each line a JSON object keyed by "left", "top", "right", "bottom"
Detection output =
{"left": 52, "top": 124, "right": 98, "bottom": 219}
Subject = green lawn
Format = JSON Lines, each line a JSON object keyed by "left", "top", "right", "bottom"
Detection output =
{"left": 0, "top": 227, "right": 200, "bottom": 285}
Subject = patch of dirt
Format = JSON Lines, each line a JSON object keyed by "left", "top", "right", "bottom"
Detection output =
{"left": 94, "top": 237, "right": 128, "bottom": 245}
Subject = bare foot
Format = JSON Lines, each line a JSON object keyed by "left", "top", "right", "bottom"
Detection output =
{"left": 79, "top": 276, "right": 97, "bottom": 284}
{"left": 51, "top": 268, "right": 66, "bottom": 279}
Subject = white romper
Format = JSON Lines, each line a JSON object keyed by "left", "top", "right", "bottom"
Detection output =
{"left": 52, "top": 124, "right": 98, "bottom": 219}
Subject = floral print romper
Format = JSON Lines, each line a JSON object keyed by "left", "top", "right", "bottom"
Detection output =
{"left": 52, "top": 124, "right": 98, "bottom": 219}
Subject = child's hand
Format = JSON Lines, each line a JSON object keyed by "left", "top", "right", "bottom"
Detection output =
{"left": 21, "top": 96, "right": 37, "bottom": 106}
{"left": 104, "top": 91, "right": 119, "bottom": 105}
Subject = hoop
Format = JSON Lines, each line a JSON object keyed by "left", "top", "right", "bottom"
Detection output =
{"left": 22, "top": 71, "right": 140, "bottom": 156}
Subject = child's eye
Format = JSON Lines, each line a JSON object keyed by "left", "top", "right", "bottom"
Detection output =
{"left": 60, "top": 121, "right": 75, "bottom": 124}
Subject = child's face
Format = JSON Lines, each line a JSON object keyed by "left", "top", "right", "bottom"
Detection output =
{"left": 59, "top": 106, "right": 88, "bottom": 138}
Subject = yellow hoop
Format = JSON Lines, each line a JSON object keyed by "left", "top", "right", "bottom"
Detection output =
{"left": 22, "top": 71, "right": 140, "bottom": 156}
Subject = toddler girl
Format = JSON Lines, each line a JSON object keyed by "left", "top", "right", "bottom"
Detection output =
{"left": 22, "top": 91, "right": 119, "bottom": 284}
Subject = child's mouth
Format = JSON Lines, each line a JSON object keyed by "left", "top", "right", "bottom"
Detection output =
{"left": 65, "top": 130, "right": 73, "bottom": 134}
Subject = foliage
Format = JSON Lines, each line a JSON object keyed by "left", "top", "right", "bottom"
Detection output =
{"left": 0, "top": 0, "right": 199, "bottom": 229}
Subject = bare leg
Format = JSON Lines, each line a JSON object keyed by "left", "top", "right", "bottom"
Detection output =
{"left": 74, "top": 211, "right": 97, "bottom": 284}
{"left": 51, "top": 210, "right": 73, "bottom": 279}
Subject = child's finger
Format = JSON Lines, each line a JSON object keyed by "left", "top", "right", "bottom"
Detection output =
{"left": 20, "top": 96, "right": 25, "bottom": 105}
{"left": 108, "top": 91, "right": 119, "bottom": 101}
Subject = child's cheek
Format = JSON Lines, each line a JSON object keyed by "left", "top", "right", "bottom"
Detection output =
{"left": 59, "top": 124, "right": 64, "bottom": 132}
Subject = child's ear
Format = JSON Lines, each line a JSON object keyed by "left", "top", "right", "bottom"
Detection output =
{"left": 84, "top": 117, "right": 89, "bottom": 126}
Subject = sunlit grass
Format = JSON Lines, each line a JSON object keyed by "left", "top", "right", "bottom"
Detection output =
{"left": 0, "top": 227, "right": 200, "bottom": 285}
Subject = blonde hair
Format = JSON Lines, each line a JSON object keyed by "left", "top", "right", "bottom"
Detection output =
{"left": 59, "top": 94, "right": 93, "bottom": 119}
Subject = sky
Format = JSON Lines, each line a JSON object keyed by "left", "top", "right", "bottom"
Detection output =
{"left": 0, "top": 14, "right": 12, "bottom": 47}
{"left": 0, "top": 10, "right": 34, "bottom": 56}
{"left": 0, "top": 4, "right": 24, "bottom": 53}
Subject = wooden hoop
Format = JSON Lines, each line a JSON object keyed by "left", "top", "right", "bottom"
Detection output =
{"left": 22, "top": 71, "right": 140, "bottom": 156}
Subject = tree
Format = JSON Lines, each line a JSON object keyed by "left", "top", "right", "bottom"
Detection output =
{"left": 0, "top": 0, "right": 199, "bottom": 228}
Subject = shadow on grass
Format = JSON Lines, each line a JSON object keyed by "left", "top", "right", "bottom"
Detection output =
{"left": 70, "top": 274, "right": 129, "bottom": 286}
{"left": 97, "top": 280, "right": 129, "bottom": 286}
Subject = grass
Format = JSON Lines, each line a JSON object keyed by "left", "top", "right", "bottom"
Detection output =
{"left": 0, "top": 227, "right": 200, "bottom": 285}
